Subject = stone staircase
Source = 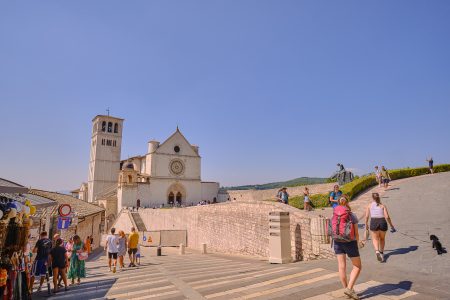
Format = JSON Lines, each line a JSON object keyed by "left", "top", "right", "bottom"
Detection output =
{"left": 130, "top": 211, "right": 147, "bottom": 231}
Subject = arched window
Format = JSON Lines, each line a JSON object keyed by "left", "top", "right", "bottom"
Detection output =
{"left": 168, "top": 192, "right": 175, "bottom": 205}
{"left": 137, "top": 199, "right": 141, "bottom": 208}
{"left": 102, "top": 121, "right": 106, "bottom": 132}
{"left": 128, "top": 175, "right": 132, "bottom": 183}
{"left": 176, "top": 192, "right": 182, "bottom": 204}
{"left": 107, "top": 122, "right": 113, "bottom": 132}
{"left": 114, "top": 123, "right": 119, "bottom": 133}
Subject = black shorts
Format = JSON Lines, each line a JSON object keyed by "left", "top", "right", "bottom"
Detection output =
{"left": 128, "top": 248, "right": 137, "bottom": 255}
{"left": 333, "top": 240, "right": 360, "bottom": 258}
{"left": 108, "top": 252, "right": 118, "bottom": 259}
{"left": 382, "top": 178, "right": 390, "bottom": 184}
{"left": 370, "top": 218, "right": 388, "bottom": 231}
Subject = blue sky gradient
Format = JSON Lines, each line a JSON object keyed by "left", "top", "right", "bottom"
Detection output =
{"left": 1, "top": 1, "right": 449, "bottom": 191}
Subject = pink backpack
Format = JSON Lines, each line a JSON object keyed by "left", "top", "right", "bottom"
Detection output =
{"left": 328, "top": 206, "right": 356, "bottom": 242}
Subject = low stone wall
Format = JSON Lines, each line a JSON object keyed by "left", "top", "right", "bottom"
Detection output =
{"left": 113, "top": 201, "right": 333, "bottom": 261}
{"left": 226, "top": 182, "right": 335, "bottom": 202}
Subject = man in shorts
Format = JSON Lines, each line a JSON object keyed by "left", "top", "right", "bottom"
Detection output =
{"left": 30, "top": 231, "right": 52, "bottom": 293}
{"left": 105, "top": 228, "right": 119, "bottom": 273}
{"left": 128, "top": 227, "right": 139, "bottom": 267}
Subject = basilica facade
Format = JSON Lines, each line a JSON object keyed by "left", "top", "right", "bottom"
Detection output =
{"left": 78, "top": 115, "right": 220, "bottom": 224}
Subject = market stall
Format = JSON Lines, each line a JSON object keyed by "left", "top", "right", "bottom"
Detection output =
{"left": 0, "top": 179, "right": 55, "bottom": 299}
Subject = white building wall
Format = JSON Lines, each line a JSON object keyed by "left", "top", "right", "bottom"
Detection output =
{"left": 117, "top": 185, "right": 138, "bottom": 211}
{"left": 201, "top": 182, "right": 220, "bottom": 202}
{"left": 147, "top": 154, "right": 200, "bottom": 180}
{"left": 136, "top": 183, "right": 152, "bottom": 206}
{"left": 126, "top": 179, "right": 204, "bottom": 207}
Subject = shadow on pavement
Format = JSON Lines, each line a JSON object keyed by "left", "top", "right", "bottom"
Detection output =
{"left": 360, "top": 280, "right": 413, "bottom": 299}
{"left": 33, "top": 277, "right": 118, "bottom": 299}
{"left": 384, "top": 246, "right": 418, "bottom": 262}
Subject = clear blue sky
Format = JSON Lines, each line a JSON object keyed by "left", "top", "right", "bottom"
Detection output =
{"left": 1, "top": 1, "right": 449, "bottom": 191}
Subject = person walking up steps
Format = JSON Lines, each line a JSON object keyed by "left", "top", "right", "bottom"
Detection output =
{"left": 30, "top": 231, "right": 52, "bottom": 294}
{"left": 128, "top": 227, "right": 139, "bottom": 267}
{"left": 363, "top": 192, "right": 396, "bottom": 262}
{"left": 67, "top": 235, "right": 86, "bottom": 285}
{"left": 117, "top": 230, "right": 127, "bottom": 269}
{"left": 105, "top": 228, "right": 119, "bottom": 273}
{"left": 330, "top": 195, "right": 362, "bottom": 300}
{"left": 50, "top": 238, "right": 68, "bottom": 293}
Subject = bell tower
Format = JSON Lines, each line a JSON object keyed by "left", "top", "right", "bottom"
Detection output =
{"left": 87, "top": 115, "right": 123, "bottom": 203}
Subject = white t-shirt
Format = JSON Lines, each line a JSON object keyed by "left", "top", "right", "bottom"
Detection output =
{"left": 106, "top": 234, "right": 119, "bottom": 253}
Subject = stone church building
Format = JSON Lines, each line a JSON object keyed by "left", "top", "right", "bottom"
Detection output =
{"left": 77, "top": 115, "right": 220, "bottom": 226}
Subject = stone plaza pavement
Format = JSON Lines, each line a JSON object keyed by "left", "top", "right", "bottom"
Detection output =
{"left": 33, "top": 172, "right": 450, "bottom": 300}
{"left": 33, "top": 246, "right": 424, "bottom": 300}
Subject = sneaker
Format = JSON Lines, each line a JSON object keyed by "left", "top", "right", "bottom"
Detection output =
{"left": 128, "top": 263, "right": 132, "bottom": 267}
{"left": 380, "top": 252, "right": 385, "bottom": 262}
{"left": 36, "top": 285, "right": 42, "bottom": 292}
{"left": 344, "top": 288, "right": 360, "bottom": 300}
{"left": 376, "top": 251, "right": 383, "bottom": 262}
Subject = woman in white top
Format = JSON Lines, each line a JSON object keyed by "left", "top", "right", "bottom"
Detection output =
{"left": 363, "top": 193, "right": 396, "bottom": 262}
{"left": 374, "top": 166, "right": 382, "bottom": 187}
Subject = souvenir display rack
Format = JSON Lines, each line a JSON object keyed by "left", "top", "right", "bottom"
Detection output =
{"left": 0, "top": 189, "right": 37, "bottom": 300}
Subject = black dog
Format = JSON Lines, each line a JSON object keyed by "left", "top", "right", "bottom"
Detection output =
{"left": 430, "top": 234, "right": 444, "bottom": 255}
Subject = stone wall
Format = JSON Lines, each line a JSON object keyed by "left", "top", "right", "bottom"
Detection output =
{"left": 112, "top": 200, "right": 333, "bottom": 261}
{"left": 226, "top": 182, "right": 335, "bottom": 202}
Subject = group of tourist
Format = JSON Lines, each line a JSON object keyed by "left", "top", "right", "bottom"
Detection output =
{"left": 275, "top": 186, "right": 312, "bottom": 211}
{"left": 329, "top": 188, "right": 396, "bottom": 299}
{"left": 29, "top": 232, "right": 91, "bottom": 294}
{"left": 105, "top": 227, "right": 141, "bottom": 273}
{"left": 374, "top": 166, "right": 391, "bottom": 189}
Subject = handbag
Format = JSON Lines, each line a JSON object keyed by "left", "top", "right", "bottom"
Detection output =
{"left": 77, "top": 252, "right": 88, "bottom": 261}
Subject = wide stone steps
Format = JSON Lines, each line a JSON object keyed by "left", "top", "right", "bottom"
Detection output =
{"left": 32, "top": 247, "right": 421, "bottom": 300}
{"left": 130, "top": 211, "right": 147, "bottom": 231}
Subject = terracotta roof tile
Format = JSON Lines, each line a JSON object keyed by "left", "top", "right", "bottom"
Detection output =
{"left": 30, "top": 190, "right": 104, "bottom": 217}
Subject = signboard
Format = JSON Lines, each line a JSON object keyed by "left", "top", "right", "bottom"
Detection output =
{"left": 57, "top": 217, "right": 72, "bottom": 230}
{"left": 58, "top": 204, "right": 72, "bottom": 217}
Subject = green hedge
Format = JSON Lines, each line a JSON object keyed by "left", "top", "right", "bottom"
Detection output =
{"left": 287, "top": 164, "right": 450, "bottom": 209}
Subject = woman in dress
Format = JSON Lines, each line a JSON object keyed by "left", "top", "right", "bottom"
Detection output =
{"left": 117, "top": 230, "right": 127, "bottom": 269}
{"left": 67, "top": 235, "right": 86, "bottom": 285}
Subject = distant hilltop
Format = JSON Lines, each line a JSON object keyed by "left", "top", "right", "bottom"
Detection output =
{"left": 224, "top": 177, "right": 329, "bottom": 191}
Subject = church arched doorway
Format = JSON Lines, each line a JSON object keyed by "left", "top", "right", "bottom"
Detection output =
{"left": 167, "top": 182, "right": 186, "bottom": 206}
{"left": 168, "top": 192, "right": 175, "bottom": 205}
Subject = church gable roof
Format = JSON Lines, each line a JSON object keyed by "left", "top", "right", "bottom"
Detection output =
{"left": 156, "top": 128, "right": 199, "bottom": 157}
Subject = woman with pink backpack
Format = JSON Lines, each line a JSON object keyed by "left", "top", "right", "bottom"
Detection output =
{"left": 329, "top": 195, "right": 362, "bottom": 300}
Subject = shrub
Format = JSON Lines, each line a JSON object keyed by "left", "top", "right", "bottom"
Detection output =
{"left": 289, "top": 164, "right": 450, "bottom": 209}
